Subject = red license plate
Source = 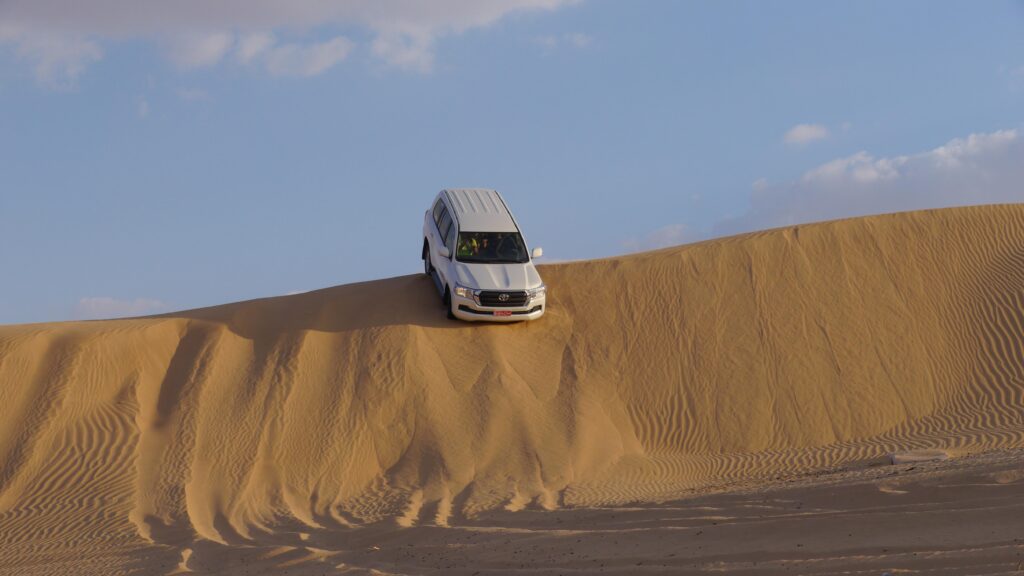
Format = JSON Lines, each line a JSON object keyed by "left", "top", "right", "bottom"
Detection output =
{"left": 494, "top": 311, "right": 513, "bottom": 317}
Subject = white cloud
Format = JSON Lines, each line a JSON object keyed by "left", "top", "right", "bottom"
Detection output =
{"left": 169, "top": 31, "right": 233, "bottom": 69}
{"left": 0, "top": 0, "right": 580, "bottom": 83}
{"left": 927, "top": 129, "right": 1017, "bottom": 168}
{"left": 75, "top": 297, "right": 167, "bottom": 320}
{"left": 0, "top": 25, "right": 101, "bottom": 88}
{"left": 624, "top": 223, "right": 694, "bottom": 253}
{"left": 265, "top": 36, "right": 354, "bottom": 77}
{"left": 236, "top": 32, "right": 275, "bottom": 64}
{"left": 801, "top": 151, "right": 904, "bottom": 184}
{"left": 715, "top": 128, "right": 1024, "bottom": 237}
{"left": 229, "top": 32, "right": 354, "bottom": 76}
{"left": 784, "top": 123, "right": 829, "bottom": 145}
{"left": 372, "top": 28, "right": 436, "bottom": 73}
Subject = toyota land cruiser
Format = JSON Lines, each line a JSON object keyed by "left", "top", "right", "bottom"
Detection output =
{"left": 422, "top": 189, "right": 546, "bottom": 321}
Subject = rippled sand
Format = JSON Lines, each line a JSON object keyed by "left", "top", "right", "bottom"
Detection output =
{"left": 2, "top": 204, "right": 1023, "bottom": 574}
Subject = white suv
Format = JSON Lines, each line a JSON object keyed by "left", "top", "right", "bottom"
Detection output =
{"left": 422, "top": 189, "right": 546, "bottom": 321}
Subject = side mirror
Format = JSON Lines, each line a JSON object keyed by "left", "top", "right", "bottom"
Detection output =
{"left": 532, "top": 247, "right": 543, "bottom": 259}
{"left": 438, "top": 246, "right": 451, "bottom": 259}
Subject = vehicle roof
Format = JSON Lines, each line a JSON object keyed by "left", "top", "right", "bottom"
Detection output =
{"left": 442, "top": 188, "right": 519, "bottom": 233}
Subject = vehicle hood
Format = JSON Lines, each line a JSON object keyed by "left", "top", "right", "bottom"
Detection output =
{"left": 453, "top": 261, "right": 543, "bottom": 291}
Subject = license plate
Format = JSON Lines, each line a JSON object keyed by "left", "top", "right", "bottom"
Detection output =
{"left": 494, "top": 311, "right": 512, "bottom": 317}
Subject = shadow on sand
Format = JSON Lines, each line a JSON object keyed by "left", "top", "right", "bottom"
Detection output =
{"left": 157, "top": 274, "right": 479, "bottom": 337}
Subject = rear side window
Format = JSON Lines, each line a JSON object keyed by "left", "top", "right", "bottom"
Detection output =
{"left": 438, "top": 209, "right": 452, "bottom": 239}
{"left": 432, "top": 199, "right": 445, "bottom": 227}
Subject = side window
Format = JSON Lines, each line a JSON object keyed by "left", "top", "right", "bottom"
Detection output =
{"left": 432, "top": 199, "right": 445, "bottom": 228}
{"left": 445, "top": 223, "right": 457, "bottom": 253}
{"left": 438, "top": 209, "right": 452, "bottom": 240}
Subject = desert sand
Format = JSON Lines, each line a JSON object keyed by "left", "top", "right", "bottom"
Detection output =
{"left": 1, "top": 204, "right": 1023, "bottom": 574}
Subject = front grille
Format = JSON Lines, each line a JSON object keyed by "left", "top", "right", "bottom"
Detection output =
{"left": 478, "top": 290, "right": 529, "bottom": 307}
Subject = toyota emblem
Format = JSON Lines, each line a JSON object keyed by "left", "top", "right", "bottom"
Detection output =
{"left": 498, "top": 293, "right": 510, "bottom": 302}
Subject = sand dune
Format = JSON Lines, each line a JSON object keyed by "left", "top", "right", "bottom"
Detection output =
{"left": 2, "top": 204, "right": 1024, "bottom": 574}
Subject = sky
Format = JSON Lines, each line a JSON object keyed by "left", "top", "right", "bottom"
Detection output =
{"left": 1, "top": 0, "right": 1023, "bottom": 324}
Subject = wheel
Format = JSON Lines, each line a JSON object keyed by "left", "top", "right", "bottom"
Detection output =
{"left": 443, "top": 288, "right": 456, "bottom": 320}
{"left": 422, "top": 240, "right": 433, "bottom": 276}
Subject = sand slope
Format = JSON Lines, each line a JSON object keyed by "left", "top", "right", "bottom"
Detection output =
{"left": 1, "top": 204, "right": 1024, "bottom": 573}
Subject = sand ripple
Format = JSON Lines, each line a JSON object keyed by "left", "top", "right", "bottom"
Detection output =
{"left": 2, "top": 205, "right": 1024, "bottom": 573}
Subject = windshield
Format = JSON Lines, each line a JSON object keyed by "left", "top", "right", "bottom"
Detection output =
{"left": 456, "top": 232, "right": 530, "bottom": 264}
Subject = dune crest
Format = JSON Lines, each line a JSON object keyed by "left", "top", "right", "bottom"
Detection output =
{"left": 2, "top": 204, "right": 1024, "bottom": 572}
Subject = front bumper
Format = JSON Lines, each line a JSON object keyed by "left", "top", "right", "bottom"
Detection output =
{"left": 451, "top": 293, "right": 546, "bottom": 322}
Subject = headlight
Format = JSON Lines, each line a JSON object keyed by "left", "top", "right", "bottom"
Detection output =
{"left": 454, "top": 285, "right": 474, "bottom": 298}
{"left": 527, "top": 284, "right": 546, "bottom": 299}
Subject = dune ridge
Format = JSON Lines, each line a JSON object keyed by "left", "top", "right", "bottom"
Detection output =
{"left": 1, "top": 204, "right": 1024, "bottom": 573}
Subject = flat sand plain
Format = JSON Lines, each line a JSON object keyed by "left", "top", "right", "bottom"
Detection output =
{"left": 1, "top": 204, "right": 1023, "bottom": 574}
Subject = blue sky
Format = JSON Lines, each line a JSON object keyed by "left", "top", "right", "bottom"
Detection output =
{"left": 1, "top": 0, "right": 1023, "bottom": 324}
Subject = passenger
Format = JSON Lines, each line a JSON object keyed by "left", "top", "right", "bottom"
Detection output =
{"left": 460, "top": 236, "right": 481, "bottom": 257}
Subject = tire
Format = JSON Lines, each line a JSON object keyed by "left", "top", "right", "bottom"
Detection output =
{"left": 422, "top": 240, "right": 432, "bottom": 276}
{"left": 443, "top": 288, "right": 456, "bottom": 320}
